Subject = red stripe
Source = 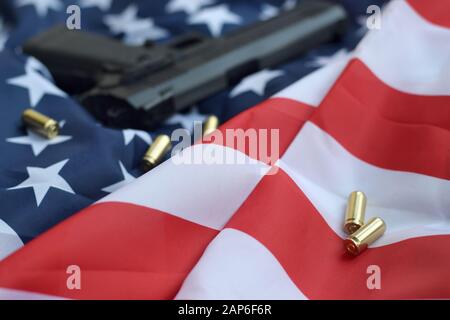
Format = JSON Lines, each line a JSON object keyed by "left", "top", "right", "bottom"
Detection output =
{"left": 0, "top": 202, "right": 217, "bottom": 299}
{"left": 205, "top": 98, "right": 313, "bottom": 165}
{"left": 227, "top": 170, "right": 450, "bottom": 299}
{"left": 408, "top": 0, "right": 450, "bottom": 29}
{"left": 310, "top": 59, "right": 450, "bottom": 180}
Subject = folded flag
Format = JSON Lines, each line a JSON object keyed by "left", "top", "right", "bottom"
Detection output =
{"left": 1, "top": 0, "right": 449, "bottom": 299}
{"left": 0, "top": 0, "right": 375, "bottom": 259}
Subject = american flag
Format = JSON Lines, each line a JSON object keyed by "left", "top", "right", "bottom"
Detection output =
{"left": 0, "top": 0, "right": 449, "bottom": 299}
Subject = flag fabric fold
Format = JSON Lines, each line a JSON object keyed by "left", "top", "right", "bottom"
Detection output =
{"left": 0, "top": 0, "right": 449, "bottom": 299}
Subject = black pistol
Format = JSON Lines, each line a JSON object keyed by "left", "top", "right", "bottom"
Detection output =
{"left": 23, "top": 1, "right": 347, "bottom": 130}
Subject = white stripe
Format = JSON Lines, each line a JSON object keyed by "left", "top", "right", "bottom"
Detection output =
{"left": 100, "top": 144, "right": 269, "bottom": 230}
{"left": 176, "top": 228, "right": 307, "bottom": 300}
{"left": 354, "top": 0, "right": 450, "bottom": 96}
{"left": 274, "top": 52, "right": 350, "bottom": 106}
{"left": 0, "top": 288, "right": 65, "bottom": 300}
{"left": 0, "top": 219, "right": 23, "bottom": 260}
{"left": 276, "top": 0, "right": 450, "bottom": 106}
{"left": 278, "top": 122, "right": 450, "bottom": 246}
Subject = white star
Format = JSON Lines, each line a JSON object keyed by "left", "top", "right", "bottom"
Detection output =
{"left": 167, "top": 0, "right": 214, "bottom": 15}
{"left": 123, "top": 129, "right": 152, "bottom": 146}
{"left": 16, "top": 0, "right": 62, "bottom": 17}
{"left": 260, "top": 4, "right": 279, "bottom": 21}
{"left": 123, "top": 26, "right": 169, "bottom": 46}
{"left": 165, "top": 107, "right": 207, "bottom": 131}
{"left": 104, "top": 5, "right": 169, "bottom": 45}
{"left": 283, "top": 0, "right": 297, "bottom": 10}
{"left": 8, "top": 159, "right": 74, "bottom": 207}
{"left": 0, "top": 30, "right": 8, "bottom": 51}
{"left": 260, "top": 1, "right": 297, "bottom": 21}
{"left": 102, "top": 161, "right": 136, "bottom": 193}
{"left": 79, "top": 0, "right": 112, "bottom": 11}
{"left": 104, "top": 5, "right": 137, "bottom": 34}
{"left": 188, "top": 4, "right": 242, "bottom": 37}
{"left": 25, "top": 57, "right": 53, "bottom": 80}
{"left": 306, "top": 49, "right": 349, "bottom": 68}
{"left": 7, "top": 69, "right": 66, "bottom": 107}
{"left": 0, "top": 19, "right": 9, "bottom": 51}
{"left": 230, "top": 69, "right": 284, "bottom": 97}
{"left": 26, "top": 57, "right": 47, "bottom": 73}
{"left": 7, "top": 130, "right": 71, "bottom": 156}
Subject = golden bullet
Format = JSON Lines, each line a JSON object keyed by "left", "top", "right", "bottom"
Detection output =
{"left": 203, "top": 115, "right": 219, "bottom": 137}
{"left": 344, "top": 217, "right": 386, "bottom": 256}
{"left": 22, "top": 108, "right": 59, "bottom": 139}
{"left": 344, "top": 191, "right": 367, "bottom": 234}
{"left": 142, "top": 135, "right": 171, "bottom": 171}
